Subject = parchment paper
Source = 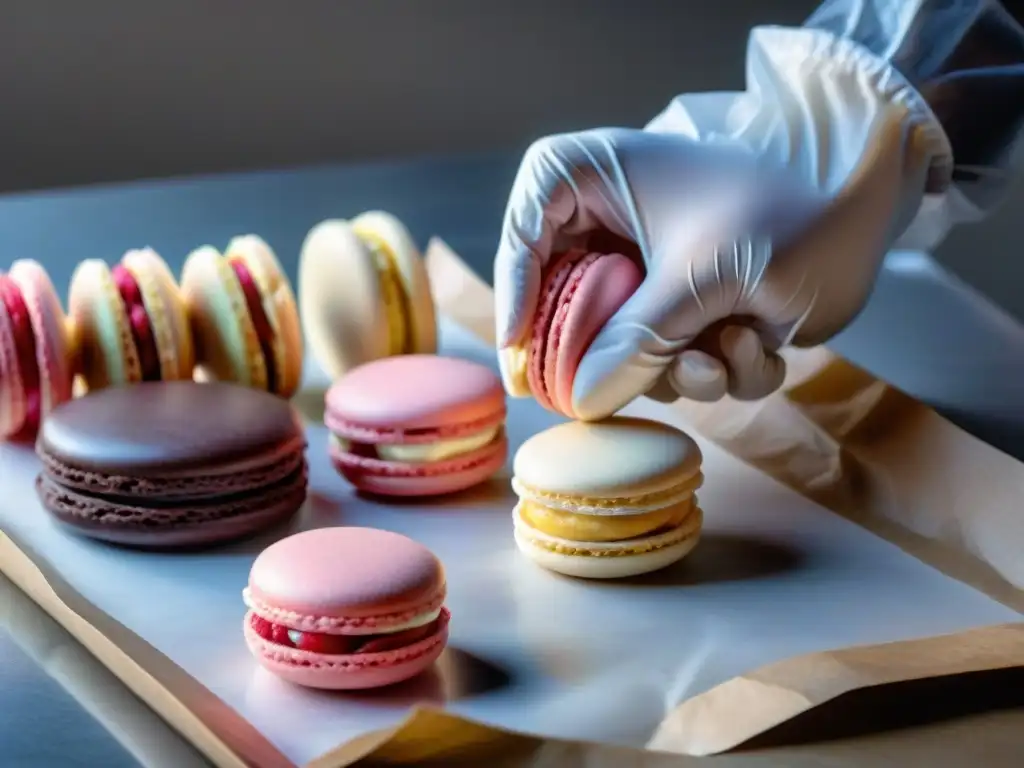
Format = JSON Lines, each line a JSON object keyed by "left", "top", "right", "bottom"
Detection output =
{"left": 0, "top": 240, "right": 1021, "bottom": 768}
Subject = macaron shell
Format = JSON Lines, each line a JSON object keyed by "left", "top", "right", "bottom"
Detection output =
{"left": 350, "top": 211, "right": 437, "bottom": 355}
{"left": 68, "top": 259, "right": 141, "bottom": 390}
{"left": 325, "top": 354, "right": 506, "bottom": 432}
{"left": 513, "top": 416, "right": 703, "bottom": 499}
{"left": 39, "top": 470, "right": 307, "bottom": 548}
{"left": 9, "top": 261, "right": 74, "bottom": 421}
{"left": 181, "top": 246, "right": 266, "bottom": 390}
{"left": 225, "top": 235, "right": 303, "bottom": 397}
{"left": 244, "top": 609, "right": 448, "bottom": 690}
{"left": 546, "top": 253, "right": 643, "bottom": 417}
{"left": 526, "top": 252, "right": 577, "bottom": 411}
{"left": 0, "top": 291, "right": 27, "bottom": 436}
{"left": 36, "top": 380, "right": 308, "bottom": 548}
{"left": 248, "top": 527, "right": 445, "bottom": 624}
{"left": 330, "top": 433, "right": 507, "bottom": 497}
{"left": 37, "top": 380, "right": 305, "bottom": 477}
{"left": 298, "top": 220, "right": 391, "bottom": 379}
{"left": 513, "top": 524, "right": 700, "bottom": 579}
{"left": 121, "top": 249, "right": 195, "bottom": 381}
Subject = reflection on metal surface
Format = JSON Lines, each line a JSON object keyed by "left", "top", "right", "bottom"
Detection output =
{"left": 0, "top": 572, "right": 210, "bottom": 768}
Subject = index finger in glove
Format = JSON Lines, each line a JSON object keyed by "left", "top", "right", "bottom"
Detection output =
{"left": 494, "top": 136, "right": 582, "bottom": 349}
{"left": 494, "top": 130, "right": 642, "bottom": 348}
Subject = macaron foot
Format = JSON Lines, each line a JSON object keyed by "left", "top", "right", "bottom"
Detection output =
{"left": 513, "top": 523, "right": 701, "bottom": 579}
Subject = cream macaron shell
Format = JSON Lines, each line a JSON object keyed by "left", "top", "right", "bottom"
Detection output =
{"left": 299, "top": 220, "right": 388, "bottom": 380}
{"left": 350, "top": 210, "right": 436, "bottom": 354}
{"left": 121, "top": 248, "right": 194, "bottom": 381}
{"left": 512, "top": 416, "right": 704, "bottom": 579}
{"left": 513, "top": 416, "right": 703, "bottom": 501}
{"left": 299, "top": 212, "right": 436, "bottom": 380}
{"left": 513, "top": 511, "right": 703, "bottom": 579}
{"left": 224, "top": 235, "right": 304, "bottom": 397}
{"left": 181, "top": 245, "right": 262, "bottom": 389}
{"left": 68, "top": 259, "right": 141, "bottom": 388}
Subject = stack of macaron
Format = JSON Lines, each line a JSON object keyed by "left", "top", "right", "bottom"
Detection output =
{"left": 243, "top": 527, "right": 450, "bottom": 689}
{"left": 35, "top": 380, "right": 309, "bottom": 547}
{"left": 501, "top": 249, "right": 707, "bottom": 578}
{"left": 511, "top": 417, "right": 704, "bottom": 578}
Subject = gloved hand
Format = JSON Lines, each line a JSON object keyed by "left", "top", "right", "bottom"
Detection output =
{"left": 495, "top": 25, "right": 954, "bottom": 421}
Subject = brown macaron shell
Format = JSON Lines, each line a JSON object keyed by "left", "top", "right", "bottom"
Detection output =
{"left": 35, "top": 380, "right": 308, "bottom": 548}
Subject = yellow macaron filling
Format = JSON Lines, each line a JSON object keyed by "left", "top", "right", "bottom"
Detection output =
{"left": 519, "top": 498, "right": 693, "bottom": 542}
{"left": 499, "top": 345, "right": 531, "bottom": 397}
{"left": 352, "top": 225, "right": 411, "bottom": 356}
{"left": 332, "top": 424, "right": 501, "bottom": 463}
{"left": 517, "top": 473, "right": 703, "bottom": 512}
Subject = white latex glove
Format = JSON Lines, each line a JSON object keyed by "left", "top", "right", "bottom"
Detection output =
{"left": 495, "top": 26, "right": 953, "bottom": 421}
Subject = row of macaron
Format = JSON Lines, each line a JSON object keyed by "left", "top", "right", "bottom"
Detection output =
{"left": 32, "top": 361, "right": 703, "bottom": 691}
{"left": 0, "top": 210, "right": 440, "bottom": 441}
{"left": 34, "top": 347, "right": 704, "bottom": 580}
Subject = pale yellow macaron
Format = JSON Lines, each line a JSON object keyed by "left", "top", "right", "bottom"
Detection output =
{"left": 180, "top": 235, "right": 303, "bottom": 399}
{"left": 68, "top": 248, "right": 194, "bottom": 392}
{"left": 298, "top": 211, "right": 436, "bottom": 380}
{"left": 512, "top": 416, "right": 704, "bottom": 579}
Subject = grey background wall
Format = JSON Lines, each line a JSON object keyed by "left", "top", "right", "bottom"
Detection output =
{"left": 0, "top": 0, "right": 1020, "bottom": 317}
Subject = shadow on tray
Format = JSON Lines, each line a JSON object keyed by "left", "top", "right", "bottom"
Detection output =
{"left": 736, "top": 666, "right": 1024, "bottom": 751}
{"left": 595, "top": 532, "right": 805, "bottom": 589}
{"left": 298, "top": 648, "right": 512, "bottom": 709}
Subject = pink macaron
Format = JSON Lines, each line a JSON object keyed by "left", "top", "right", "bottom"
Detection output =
{"left": 503, "top": 249, "right": 643, "bottom": 419}
{"left": 324, "top": 354, "right": 508, "bottom": 497}
{"left": 0, "top": 260, "right": 74, "bottom": 440}
{"left": 243, "top": 527, "right": 450, "bottom": 690}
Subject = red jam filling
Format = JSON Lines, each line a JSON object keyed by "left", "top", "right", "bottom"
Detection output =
{"left": 111, "top": 266, "right": 162, "bottom": 381}
{"left": 0, "top": 276, "right": 41, "bottom": 434}
{"left": 250, "top": 613, "right": 441, "bottom": 655}
{"left": 229, "top": 259, "right": 277, "bottom": 393}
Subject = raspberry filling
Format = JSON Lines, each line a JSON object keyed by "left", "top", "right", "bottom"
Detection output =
{"left": 0, "top": 276, "right": 41, "bottom": 432}
{"left": 249, "top": 612, "right": 443, "bottom": 655}
{"left": 111, "top": 266, "right": 162, "bottom": 381}
{"left": 229, "top": 259, "right": 277, "bottom": 393}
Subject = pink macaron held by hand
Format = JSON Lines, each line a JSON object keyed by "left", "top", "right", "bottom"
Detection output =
{"left": 243, "top": 527, "right": 450, "bottom": 690}
{"left": 500, "top": 249, "right": 643, "bottom": 419}
{"left": 325, "top": 355, "right": 508, "bottom": 497}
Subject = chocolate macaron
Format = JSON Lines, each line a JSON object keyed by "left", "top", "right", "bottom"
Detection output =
{"left": 35, "top": 381, "right": 308, "bottom": 547}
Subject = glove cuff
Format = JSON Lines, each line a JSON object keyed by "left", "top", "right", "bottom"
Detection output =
{"left": 749, "top": 26, "right": 953, "bottom": 195}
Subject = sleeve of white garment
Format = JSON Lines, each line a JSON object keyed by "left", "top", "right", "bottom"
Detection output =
{"left": 646, "top": 0, "right": 1024, "bottom": 254}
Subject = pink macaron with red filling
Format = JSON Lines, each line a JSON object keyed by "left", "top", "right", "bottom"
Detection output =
{"left": 500, "top": 249, "right": 643, "bottom": 419}
{"left": 0, "top": 260, "right": 74, "bottom": 440}
{"left": 325, "top": 354, "right": 508, "bottom": 497}
{"left": 243, "top": 527, "right": 450, "bottom": 690}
